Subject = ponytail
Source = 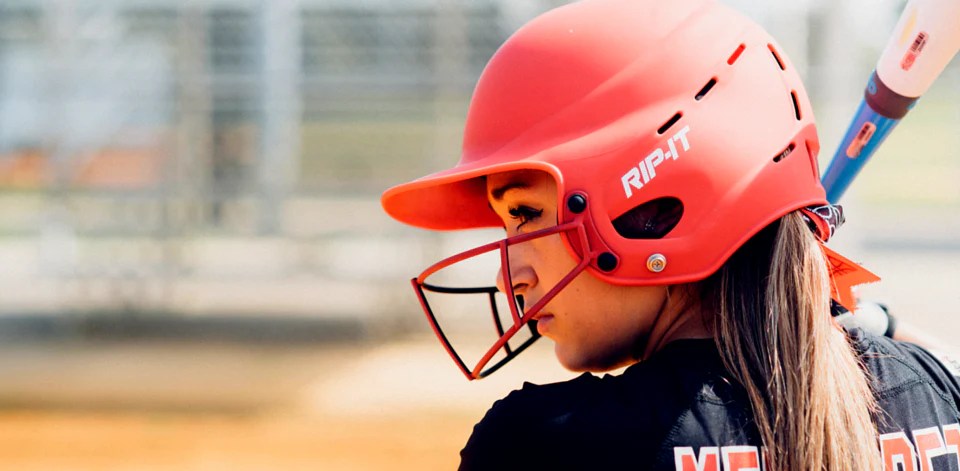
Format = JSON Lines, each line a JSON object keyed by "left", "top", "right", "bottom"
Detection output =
{"left": 697, "top": 211, "right": 880, "bottom": 470}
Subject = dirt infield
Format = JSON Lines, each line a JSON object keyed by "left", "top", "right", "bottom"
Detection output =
{"left": 0, "top": 336, "right": 573, "bottom": 470}
{"left": 0, "top": 410, "right": 474, "bottom": 470}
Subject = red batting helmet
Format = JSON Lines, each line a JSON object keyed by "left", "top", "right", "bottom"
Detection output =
{"left": 382, "top": 0, "right": 826, "bottom": 379}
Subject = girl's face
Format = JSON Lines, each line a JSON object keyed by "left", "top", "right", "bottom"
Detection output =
{"left": 486, "top": 170, "right": 680, "bottom": 372}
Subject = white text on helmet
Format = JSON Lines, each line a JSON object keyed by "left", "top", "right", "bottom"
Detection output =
{"left": 621, "top": 125, "right": 691, "bottom": 199}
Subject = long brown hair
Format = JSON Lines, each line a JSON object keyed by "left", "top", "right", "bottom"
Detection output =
{"left": 696, "top": 212, "right": 880, "bottom": 470}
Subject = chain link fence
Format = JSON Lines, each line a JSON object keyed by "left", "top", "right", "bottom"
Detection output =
{"left": 0, "top": 1, "right": 565, "bottom": 333}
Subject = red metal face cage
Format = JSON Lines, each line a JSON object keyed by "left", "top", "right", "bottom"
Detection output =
{"left": 410, "top": 213, "right": 597, "bottom": 380}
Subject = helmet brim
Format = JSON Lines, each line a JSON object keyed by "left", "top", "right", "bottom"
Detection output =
{"left": 381, "top": 158, "right": 562, "bottom": 231}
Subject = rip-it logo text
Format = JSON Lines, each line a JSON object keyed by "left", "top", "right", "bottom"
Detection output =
{"left": 621, "top": 125, "right": 691, "bottom": 198}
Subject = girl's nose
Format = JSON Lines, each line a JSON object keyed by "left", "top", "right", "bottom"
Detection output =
{"left": 495, "top": 263, "right": 537, "bottom": 296}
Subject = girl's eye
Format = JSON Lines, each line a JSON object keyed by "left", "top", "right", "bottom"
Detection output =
{"left": 508, "top": 205, "right": 543, "bottom": 229}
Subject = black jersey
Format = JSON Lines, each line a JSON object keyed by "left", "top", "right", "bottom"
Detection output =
{"left": 459, "top": 329, "right": 960, "bottom": 470}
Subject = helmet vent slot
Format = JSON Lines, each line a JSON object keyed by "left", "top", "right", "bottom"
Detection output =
{"left": 790, "top": 90, "right": 802, "bottom": 120}
{"left": 806, "top": 140, "right": 820, "bottom": 178}
{"left": 695, "top": 78, "right": 717, "bottom": 101}
{"left": 612, "top": 197, "right": 683, "bottom": 240}
{"left": 773, "top": 142, "right": 796, "bottom": 163}
{"left": 769, "top": 44, "right": 786, "bottom": 70}
{"left": 727, "top": 44, "right": 746, "bottom": 65}
{"left": 657, "top": 113, "right": 683, "bottom": 135}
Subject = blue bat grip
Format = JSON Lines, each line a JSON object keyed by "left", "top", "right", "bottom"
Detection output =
{"left": 821, "top": 100, "right": 901, "bottom": 203}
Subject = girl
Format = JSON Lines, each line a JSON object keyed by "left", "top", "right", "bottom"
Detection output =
{"left": 382, "top": 0, "right": 960, "bottom": 469}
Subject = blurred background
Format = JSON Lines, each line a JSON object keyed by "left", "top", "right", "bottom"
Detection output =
{"left": 0, "top": 0, "right": 957, "bottom": 469}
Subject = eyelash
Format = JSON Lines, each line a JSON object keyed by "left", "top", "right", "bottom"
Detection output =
{"left": 508, "top": 205, "right": 543, "bottom": 229}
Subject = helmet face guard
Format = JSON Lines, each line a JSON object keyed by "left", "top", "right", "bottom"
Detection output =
{"left": 412, "top": 213, "right": 595, "bottom": 380}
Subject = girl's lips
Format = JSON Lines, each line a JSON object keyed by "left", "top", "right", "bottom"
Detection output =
{"left": 534, "top": 314, "right": 554, "bottom": 335}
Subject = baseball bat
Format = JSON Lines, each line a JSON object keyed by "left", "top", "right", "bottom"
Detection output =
{"left": 821, "top": 0, "right": 960, "bottom": 203}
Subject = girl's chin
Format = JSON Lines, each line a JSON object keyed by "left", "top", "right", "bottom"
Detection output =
{"left": 553, "top": 344, "right": 593, "bottom": 373}
{"left": 554, "top": 344, "right": 635, "bottom": 374}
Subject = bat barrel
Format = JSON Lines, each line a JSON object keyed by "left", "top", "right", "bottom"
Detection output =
{"left": 821, "top": 0, "right": 960, "bottom": 203}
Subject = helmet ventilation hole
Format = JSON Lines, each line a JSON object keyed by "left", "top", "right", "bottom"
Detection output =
{"left": 790, "top": 90, "right": 802, "bottom": 120}
{"left": 695, "top": 78, "right": 717, "bottom": 101}
{"left": 769, "top": 44, "right": 786, "bottom": 70}
{"left": 727, "top": 44, "right": 746, "bottom": 65}
{"left": 612, "top": 197, "right": 684, "bottom": 240}
{"left": 806, "top": 140, "right": 820, "bottom": 178}
{"left": 657, "top": 112, "right": 683, "bottom": 135}
{"left": 773, "top": 142, "right": 796, "bottom": 163}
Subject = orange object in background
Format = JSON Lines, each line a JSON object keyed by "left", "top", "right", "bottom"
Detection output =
{"left": 73, "top": 148, "right": 166, "bottom": 189}
{"left": 0, "top": 148, "right": 165, "bottom": 190}
{"left": 0, "top": 150, "right": 45, "bottom": 188}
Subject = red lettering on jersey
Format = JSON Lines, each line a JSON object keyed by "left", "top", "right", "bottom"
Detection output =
{"left": 722, "top": 446, "right": 761, "bottom": 471}
{"left": 881, "top": 431, "right": 919, "bottom": 471}
{"left": 673, "top": 446, "right": 719, "bottom": 471}
{"left": 942, "top": 423, "right": 960, "bottom": 468}
{"left": 913, "top": 427, "right": 947, "bottom": 471}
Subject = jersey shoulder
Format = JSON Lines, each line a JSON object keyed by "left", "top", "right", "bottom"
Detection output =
{"left": 848, "top": 328, "right": 960, "bottom": 427}
{"left": 459, "top": 340, "right": 747, "bottom": 471}
{"left": 458, "top": 372, "right": 602, "bottom": 470}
